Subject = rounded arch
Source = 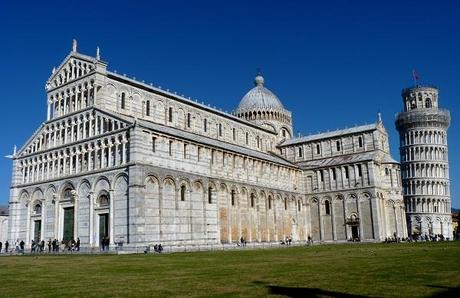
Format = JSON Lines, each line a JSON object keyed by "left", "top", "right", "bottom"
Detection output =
{"left": 346, "top": 193, "right": 357, "bottom": 201}
{"left": 178, "top": 177, "right": 192, "bottom": 190}
{"left": 144, "top": 174, "right": 160, "bottom": 186}
{"left": 163, "top": 176, "right": 176, "bottom": 188}
{"left": 59, "top": 181, "right": 76, "bottom": 196}
{"left": 31, "top": 188, "right": 44, "bottom": 201}
{"left": 93, "top": 176, "right": 111, "bottom": 193}
{"left": 19, "top": 190, "right": 30, "bottom": 206}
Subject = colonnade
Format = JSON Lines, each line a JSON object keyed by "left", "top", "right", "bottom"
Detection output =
{"left": 20, "top": 132, "right": 129, "bottom": 184}
{"left": 23, "top": 111, "right": 127, "bottom": 155}
{"left": 403, "top": 180, "right": 449, "bottom": 196}
{"left": 405, "top": 197, "right": 450, "bottom": 213}
{"left": 48, "top": 80, "right": 95, "bottom": 120}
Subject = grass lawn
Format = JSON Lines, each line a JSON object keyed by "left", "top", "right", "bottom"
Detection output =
{"left": 0, "top": 242, "right": 459, "bottom": 297}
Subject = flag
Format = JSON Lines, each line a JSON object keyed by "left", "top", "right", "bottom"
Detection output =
{"left": 412, "top": 69, "right": 420, "bottom": 82}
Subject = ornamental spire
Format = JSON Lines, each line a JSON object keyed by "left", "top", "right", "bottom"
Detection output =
{"left": 72, "top": 39, "right": 77, "bottom": 52}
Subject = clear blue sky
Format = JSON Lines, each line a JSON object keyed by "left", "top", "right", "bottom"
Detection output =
{"left": 0, "top": 0, "right": 458, "bottom": 208}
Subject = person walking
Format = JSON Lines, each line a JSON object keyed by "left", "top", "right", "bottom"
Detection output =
{"left": 5, "top": 241, "right": 9, "bottom": 253}
{"left": 48, "top": 239, "right": 52, "bottom": 253}
{"left": 19, "top": 240, "right": 25, "bottom": 253}
{"left": 0, "top": 241, "right": 2, "bottom": 253}
{"left": 76, "top": 237, "right": 80, "bottom": 252}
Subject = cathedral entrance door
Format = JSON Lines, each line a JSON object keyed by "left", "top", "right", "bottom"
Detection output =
{"left": 99, "top": 213, "right": 109, "bottom": 245}
{"left": 63, "top": 207, "right": 74, "bottom": 242}
{"left": 34, "top": 220, "right": 41, "bottom": 242}
{"left": 351, "top": 226, "right": 359, "bottom": 241}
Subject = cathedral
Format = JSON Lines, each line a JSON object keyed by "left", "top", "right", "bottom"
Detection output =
{"left": 7, "top": 41, "right": 452, "bottom": 251}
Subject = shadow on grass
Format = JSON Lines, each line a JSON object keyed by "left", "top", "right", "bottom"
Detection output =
{"left": 427, "top": 285, "right": 460, "bottom": 297}
{"left": 254, "top": 281, "right": 369, "bottom": 298}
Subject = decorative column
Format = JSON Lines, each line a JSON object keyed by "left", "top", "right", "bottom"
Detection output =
{"left": 53, "top": 194, "right": 59, "bottom": 239}
{"left": 109, "top": 189, "right": 115, "bottom": 248}
{"left": 41, "top": 198, "right": 46, "bottom": 240}
{"left": 89, "top": 192, "right": 94, "bottom": 247}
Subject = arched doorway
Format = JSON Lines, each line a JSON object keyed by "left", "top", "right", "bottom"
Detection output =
{"left": 61, "top": 187, "right": 76, "bottom": 243}
{"left": 96, "top": 191, "right": 110, "bottom": 249}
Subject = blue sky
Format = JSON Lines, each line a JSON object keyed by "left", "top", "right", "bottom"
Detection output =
{"left": 0, "top": 0, "right": 458, "bottom": 208}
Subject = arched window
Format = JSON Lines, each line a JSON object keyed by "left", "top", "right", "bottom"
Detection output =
{"left": 250, "top": 194, "right": 255, "bottom": 208}
{"left": 232, "top": 128, "right": 236, "bottom": 141}
{"left": 63, "top": 187, "right": 74, "bottom": 200}
{"left": 98, "top": 194, "right": 109, "bottom": 208}
{"left": 245, "top": 132, "right": 249, "bottom": 145}
{"left": 425, "top": 98, "right": 432, "bottom": 108}
{"left": 284, "top": 198, "right": 288, "bottom": 210}
{"left": 325, "top": 200, "right": 330, "bottom": 215}
{"left": 168, "top": 107, "right": 173, "bottom": 122}
{"left": 336, "top": 140, "right": 341, "bottom": 151}
{"left": 358, "top": 136, "right": 363, "bottom": 148}
{"left": 146, "top": 100, "right": 150, "bottom": 116}
{"left": 121, "top": 92, "right": 126, "bottom": 109}
{"left": 187, "top": 113, "right": 191, "bottom": 128}
{"left": 218, "top": 123, "right": 222, "bottom": 137}
{"left": 180, "top": 185, "right": 186, "bottom": 201}
{"left": 208, "top": 187, "right": 212, "bottom": 204}
{"left": 203, "top": 118, "right": 207, "bottom": 132}
{"left": 316, "top": 144, "right": 321, "bottom": 154}
{"left": 231, "top": 190, "right": 235, "bottom": 206}
{"left": 298, "top": 147, "right": 303, "bottom": 158}
{"left": 268, "top": 196, "right": 272, "bottom": 209}
{"left": 34, "top": 203, "right": 42, "bottom": 214}
{"left": 282, "top": 130, "right": 286, "bottom": 138}
{"left": 298, "top": 200, "right": 301, "bottom": 211}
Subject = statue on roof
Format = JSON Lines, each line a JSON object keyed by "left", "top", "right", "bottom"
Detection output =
{"left": 72, "top": 39, "right": 77, "bottom": 52}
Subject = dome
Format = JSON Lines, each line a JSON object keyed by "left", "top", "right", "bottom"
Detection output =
{"left": 236, "top": 74, "right": 285, "bottom": 114}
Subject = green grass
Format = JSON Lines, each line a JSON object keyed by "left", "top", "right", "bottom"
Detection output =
{"left": 0, "top": 242, "right": 459, "bottom": 297}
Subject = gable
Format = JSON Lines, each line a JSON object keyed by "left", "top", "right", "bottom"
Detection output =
{"left": 46, "top": 52, "right": 98, "bottom": 91}
{"left": 16, "top": 107, "right": 134, "bottom": 158}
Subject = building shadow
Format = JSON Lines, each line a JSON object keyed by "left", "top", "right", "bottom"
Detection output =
{"left": 427, "top": 285, "right": 460, "bottom": 297}
{"left": 254, "top": 281, "right": 369, "bottom": 298}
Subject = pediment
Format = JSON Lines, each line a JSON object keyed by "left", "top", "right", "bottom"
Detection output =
{"left": 15, "top": 107, "right": 133, "bottom": 158}
{"left": 46, "top": 52, "right": 98, "bottom": 91}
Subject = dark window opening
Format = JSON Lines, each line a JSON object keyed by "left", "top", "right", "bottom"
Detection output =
{"left": 180, "top": 185, "right": 186, "bottom": 201}
{"left": 168, "top": 107, "right": 173, "bottom": 122}
{"left": 208, "top": 187, "right": 212, "bottom": 204}
{"left": 121, "top": 93, "right": 126, "bottom": 109}
{"left": 325, "top": 200, "right": 330, "bottom": 215}
{"left": 146, "top": 100, "right": 150, "bottom": 116}
{"left": 187, "top": 113, "right": 191, "bottom": 128}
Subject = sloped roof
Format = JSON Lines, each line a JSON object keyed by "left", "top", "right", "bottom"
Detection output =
{"left": 136, "top": 118, "right": 297, "bottom": 168}
{"left": 281, "top": 123, "right": 379, "bottom": 146}
{"left": 297, "top": 151, "right": 399, "bottom": 170}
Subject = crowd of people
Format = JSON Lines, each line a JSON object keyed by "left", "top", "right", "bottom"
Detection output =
{"left": 0, "top": 238, "right": 82, "bottom": 254}
{"left": 384, "top": 233, "right": 450, "bottom": 243}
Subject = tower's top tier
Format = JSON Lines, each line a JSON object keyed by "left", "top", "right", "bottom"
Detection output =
{"left": 401, "top": 86, "right": 439, "bottom": 112}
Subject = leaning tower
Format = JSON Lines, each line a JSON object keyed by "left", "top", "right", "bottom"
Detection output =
{"left": 395, "top": 85, "right": 452, "bottom": 239}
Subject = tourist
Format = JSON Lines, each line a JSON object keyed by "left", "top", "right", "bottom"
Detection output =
{"left": 48, "top": 239, "right": 52, "bottom": 253}
{"left": 76, "top": 238, "right": 80, "bottom": 252}
{"left": 40, "top": 240, "right": 45, "bottom": 252}
{"left": 15, "top": 239, "right": 20, "bottom": 253}
{"left": 19, "top": 240, "right": 25, "bottom": 253}
{"left": 158, "top": 244, "right": 163, "bottom": 253}
{"left": 0, "top": 241, "right": 2, "bottom": 253}
{"left": 31, "top": 240, "right": 36, "bottom": 253}
{"left": 5, "top": 241, "right": 9, "bottom": 253}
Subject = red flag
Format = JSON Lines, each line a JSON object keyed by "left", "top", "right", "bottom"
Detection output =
{"left": 412, "top": 69, "right": 420, "bottom": 82}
